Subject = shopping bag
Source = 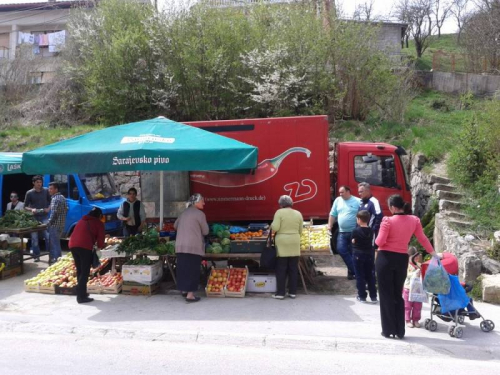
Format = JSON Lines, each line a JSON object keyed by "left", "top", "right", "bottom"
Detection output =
{"left": 423, "top": 257, "right": 450, "bottom": 294}
{"left": 409, "top": 273, "right": 428, "bottom": 303}
{"left": 438, "top": 275, "right": 470, "bottom": 314}
{"left": 260, "top": 230, "right": 277, "bottom": 269}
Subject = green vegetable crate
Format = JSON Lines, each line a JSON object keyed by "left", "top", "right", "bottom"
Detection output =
{"left": 230, "top": 240, "right": 266, "bottom": 253}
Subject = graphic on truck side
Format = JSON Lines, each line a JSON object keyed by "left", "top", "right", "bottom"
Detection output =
{"left": 283, "top": 179, "right": 318, "bottom": 204}
{"left": 190, "top": 147, "right": 311, "bottom": 188}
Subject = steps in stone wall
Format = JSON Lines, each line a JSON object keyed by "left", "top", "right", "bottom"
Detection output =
{"left": 439, "top": 199, "right": 463, "bottom": 212}
{"left": 433, "top": 183, "right": 456, "bottom": 192}
{"left": 436, "top": 190, "right": 464, "bottom": 201}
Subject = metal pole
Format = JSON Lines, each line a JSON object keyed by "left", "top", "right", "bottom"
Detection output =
{"left": 159, "top": 170, "right": 164, "bottom": 230}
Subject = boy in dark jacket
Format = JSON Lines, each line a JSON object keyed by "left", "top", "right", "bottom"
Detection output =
{"left": 352, "top": 210, "right": 377, "bottom": 303}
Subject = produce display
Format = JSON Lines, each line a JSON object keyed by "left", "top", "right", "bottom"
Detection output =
{"left": 300, "top": 225, "right": 330, "bottom": 252}
{"left": 230, "top": 231, "right": 264, "bottom": 240}
{"left": 300, "top": 230, "right": 311, "bottom": 251}
{"left": 116, "top": 229, "right": 175, "bottom": 256}
{"left": 226, "top": 267, "right": 248, "bottom": 293}
{"left": 206, "top": 268, "right": 229, "bottom": 294}
{"left": 125, "top": 257, "right": 155, "bottom": 266}
{"left": 24, "top": 254, "right": 110, "bottom": 290}
{"left": 206, "top": 224, "right": 231, "bottom": 254}
{"left": 0, "top": 210, "right": 40, "bottom": 229}
{"left": 88, "top": 273, "right": 123, "bottom": 288}
{"left": 309, "top": 226, "right": 330, "bottom": 251}
{"left": 117, "top": 229, "right": 159, "bottom": 255}
{"left": 162, "top": 222, "right": 176, "bottom": 231}
{"left": 105, "top": 237, "right": 122, "bottom": 245}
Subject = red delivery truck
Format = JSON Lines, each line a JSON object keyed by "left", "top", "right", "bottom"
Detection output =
{"left": 185, "top": 116, "right": 411, "bottom": 222}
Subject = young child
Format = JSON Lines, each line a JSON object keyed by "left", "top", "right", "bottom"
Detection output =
{"left": 351, "top": 210, "right": 377, "bottom": 303}
{"left": 403, "top": 247, "right": 423, "bottom": 328}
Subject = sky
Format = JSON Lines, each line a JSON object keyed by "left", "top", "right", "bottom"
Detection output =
{"left": 0, "top": 0, "right": 462, "bottom": 33}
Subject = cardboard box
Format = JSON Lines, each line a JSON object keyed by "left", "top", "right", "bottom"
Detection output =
{"left": 247, "top": 273, "right": 277, "bottom": 293}
{"left": 122, "top": 261, "right": 163, "bottom": 284}
{"left": 122, "top": 281, "right": 159, "bottom": 296}
{"left": 0, "top": 265, "right": 21, "bottom": 280}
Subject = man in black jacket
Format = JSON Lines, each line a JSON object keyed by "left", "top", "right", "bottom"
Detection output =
{"left": 117, "top": 188, "right": 146, "bottom": 237}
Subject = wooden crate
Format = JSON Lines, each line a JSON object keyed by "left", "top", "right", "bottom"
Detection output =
{"left": 205, "top": 267, "right": 229, "bottom": 298}
{"left": 24, "top": 283, "right": 39, "bottom": 293}
{"left": 55, "top": 285, "right": 77, "bottom": 295}
{"left": 224, "top": 266, "right": 249, "bottom": 298}
{"left": 39, "top": 285, "right": 56, "bottom": 294}
{"left": 0, "top": 266, "right": 21, "bottom": 280}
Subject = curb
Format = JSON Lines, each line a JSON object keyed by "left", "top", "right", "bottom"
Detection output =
{"left": 0, "top": 320, "right": 498, "bottom": 360}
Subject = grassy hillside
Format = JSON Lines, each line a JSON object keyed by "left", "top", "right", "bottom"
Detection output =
{"left": 331, "top": 90, "right": 482, "bottom": 163}
{"left": 402, "top": 33, "right": 465, "bottom": 72}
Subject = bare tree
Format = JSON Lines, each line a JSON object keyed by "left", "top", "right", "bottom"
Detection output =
{"left": 396, "top": 0, "right": 435, "bottom": 57}
{"left": 353, "top": 0, "right": 376, "bottom": 20}
{"left": 463, "top": 1, "right": 500, "bottom": 72}
{"left": 396, "top": 0, "right": 413, "bottom": 48}
{"left": 434, "top": 0, "right": 452, "bottom": 37}
{"left": 450, "top": 0, "right": 471, "bottom": 42}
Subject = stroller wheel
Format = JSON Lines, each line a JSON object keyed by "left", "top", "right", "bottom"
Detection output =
{"left": 424, "top": 318, "right": 431, "bottom": 330}
{"left": 453, "top": 327, "right": 463, "bottom": 338}
{"left": 448, "top": 326, "right": 455, "bottom": 337}
{"left": 429, "top": 320, "right": 438, "bottom": 332}
{"left": 480, "top": 320, "right": 495, "bottom": 332}
{"left": 457, "top": 315, "right": 465, "bottom": 325}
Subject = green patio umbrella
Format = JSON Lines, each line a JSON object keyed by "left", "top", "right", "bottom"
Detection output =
{"left": 0, "top": 152, "right": 23, "bottom": 175}
{"left": 22, "top": 117, "right": 258, "bottom": 226}
{"left": 22, "top": 117, "right": 258, "bottom": 174}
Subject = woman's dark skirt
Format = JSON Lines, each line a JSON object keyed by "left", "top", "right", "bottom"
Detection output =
{"left": 176, "top": 253, "right": 202, "bottom": 292}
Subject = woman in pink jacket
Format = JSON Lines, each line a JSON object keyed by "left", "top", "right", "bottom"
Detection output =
{"left": 375, "top": 195, "right": 438, "bottom": 339}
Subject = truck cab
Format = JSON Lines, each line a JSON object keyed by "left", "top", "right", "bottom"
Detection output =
{"left": 335, "top": 142, "right": 411, "bottom": 217}
{"left": 46, "top": 173, "right": 124, "bottom": 237}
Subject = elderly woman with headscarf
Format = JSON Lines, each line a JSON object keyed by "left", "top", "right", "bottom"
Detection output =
{"left": 174, "top": 193, "right": 209, "bottom": 303}
{"left": 270, "top": 195, "right": 304, "bottom": 300}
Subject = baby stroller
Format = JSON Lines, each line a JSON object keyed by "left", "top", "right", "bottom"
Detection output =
{"left": 420, "top": 253, "right": 495, "bottom": 338}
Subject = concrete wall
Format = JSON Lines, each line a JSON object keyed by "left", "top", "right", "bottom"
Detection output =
{"left": 377, "top": 23, "right": 404, "bottom": 56}
{"left": 417, "top": 70, "right": 500, "bottom": 96}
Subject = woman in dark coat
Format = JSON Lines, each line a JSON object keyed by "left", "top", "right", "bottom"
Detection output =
{"left": 174, "top": 194, "right": 209, "bottom": 303}
{"left": 69, "top": 207, "right": 105, "bottom": 304}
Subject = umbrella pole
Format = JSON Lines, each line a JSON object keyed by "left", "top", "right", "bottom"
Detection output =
{"left": 159, "top": 170, "right": 164, "bottom": 230}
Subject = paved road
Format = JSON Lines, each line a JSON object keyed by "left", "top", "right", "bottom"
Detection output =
{"left": 1, "top": 331, "right": 499, "bottom": 375}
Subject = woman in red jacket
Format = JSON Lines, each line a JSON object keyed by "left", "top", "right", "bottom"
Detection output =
{"left": 69, "top": 207, "right": 105, "bottom": 304}
{"left": 375, "top": 195, "right": 438, "bottom": 339}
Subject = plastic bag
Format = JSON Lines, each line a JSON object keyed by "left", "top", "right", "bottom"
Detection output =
{"left": 409, "top": 272, "right": 428, "bottom": 303}
{"left": 438, "top": 275, "right": 470, "bottom": 314}
{"left": 423, "top": 257, "right": 450, "bottom": 294}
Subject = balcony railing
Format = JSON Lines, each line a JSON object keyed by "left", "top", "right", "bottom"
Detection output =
{"left": 205, "top": 0, "right": 295, "bottom": 7}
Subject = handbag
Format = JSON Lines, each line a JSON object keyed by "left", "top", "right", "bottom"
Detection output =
{"left": 260, "top": 229, "right": 277, "bottom": 269}
{"left": 86, "top": 221, "right": 101, "bottom": 269}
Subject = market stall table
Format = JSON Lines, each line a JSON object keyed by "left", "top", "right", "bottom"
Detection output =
{"left": 163, "top": 252, "right": 333, "bottom": 295}
{"left": 0, "top": 224, "right": 48, "bottom": 274}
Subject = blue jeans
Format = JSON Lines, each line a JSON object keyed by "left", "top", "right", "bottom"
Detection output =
{"left": 353, "top": 252, "right": 377, "bottom": 300}
{"left": 337, "top": 232, "right": 355, "bottom": 275}
{"left": 30, "top": 217, "right": 50, "bottom": 257}
{"left": 48, "top": 226, "right": 63, "bottom": 261}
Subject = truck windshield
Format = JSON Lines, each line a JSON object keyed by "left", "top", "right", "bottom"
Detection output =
{"left": 79, "top": 173, "right": 119, "bottom": 201}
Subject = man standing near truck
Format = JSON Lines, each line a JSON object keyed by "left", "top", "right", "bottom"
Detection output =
{"left": 357, "top": 182, "right": 383, "bottom": 238}
{"left": 47, "top": 182, "right": 68, "bottom": 264}
{"left": 24, "top": 175, "right": 51, "bottom": 262}
{"left": 328, "top": 186, "right": 360, "bottom": 280}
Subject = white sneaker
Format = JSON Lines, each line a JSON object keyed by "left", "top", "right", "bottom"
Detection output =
{"left": 406, "top": 321, "right": 414, "bottom": 328}
{"left": 272, "top": 294, "right": 285, "bottom": 300}
{"left": 287, "top": 293, "right": 296, "bottom": 299}
{"left": 413, "top": 321, "right": 421, "bottom": 328}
